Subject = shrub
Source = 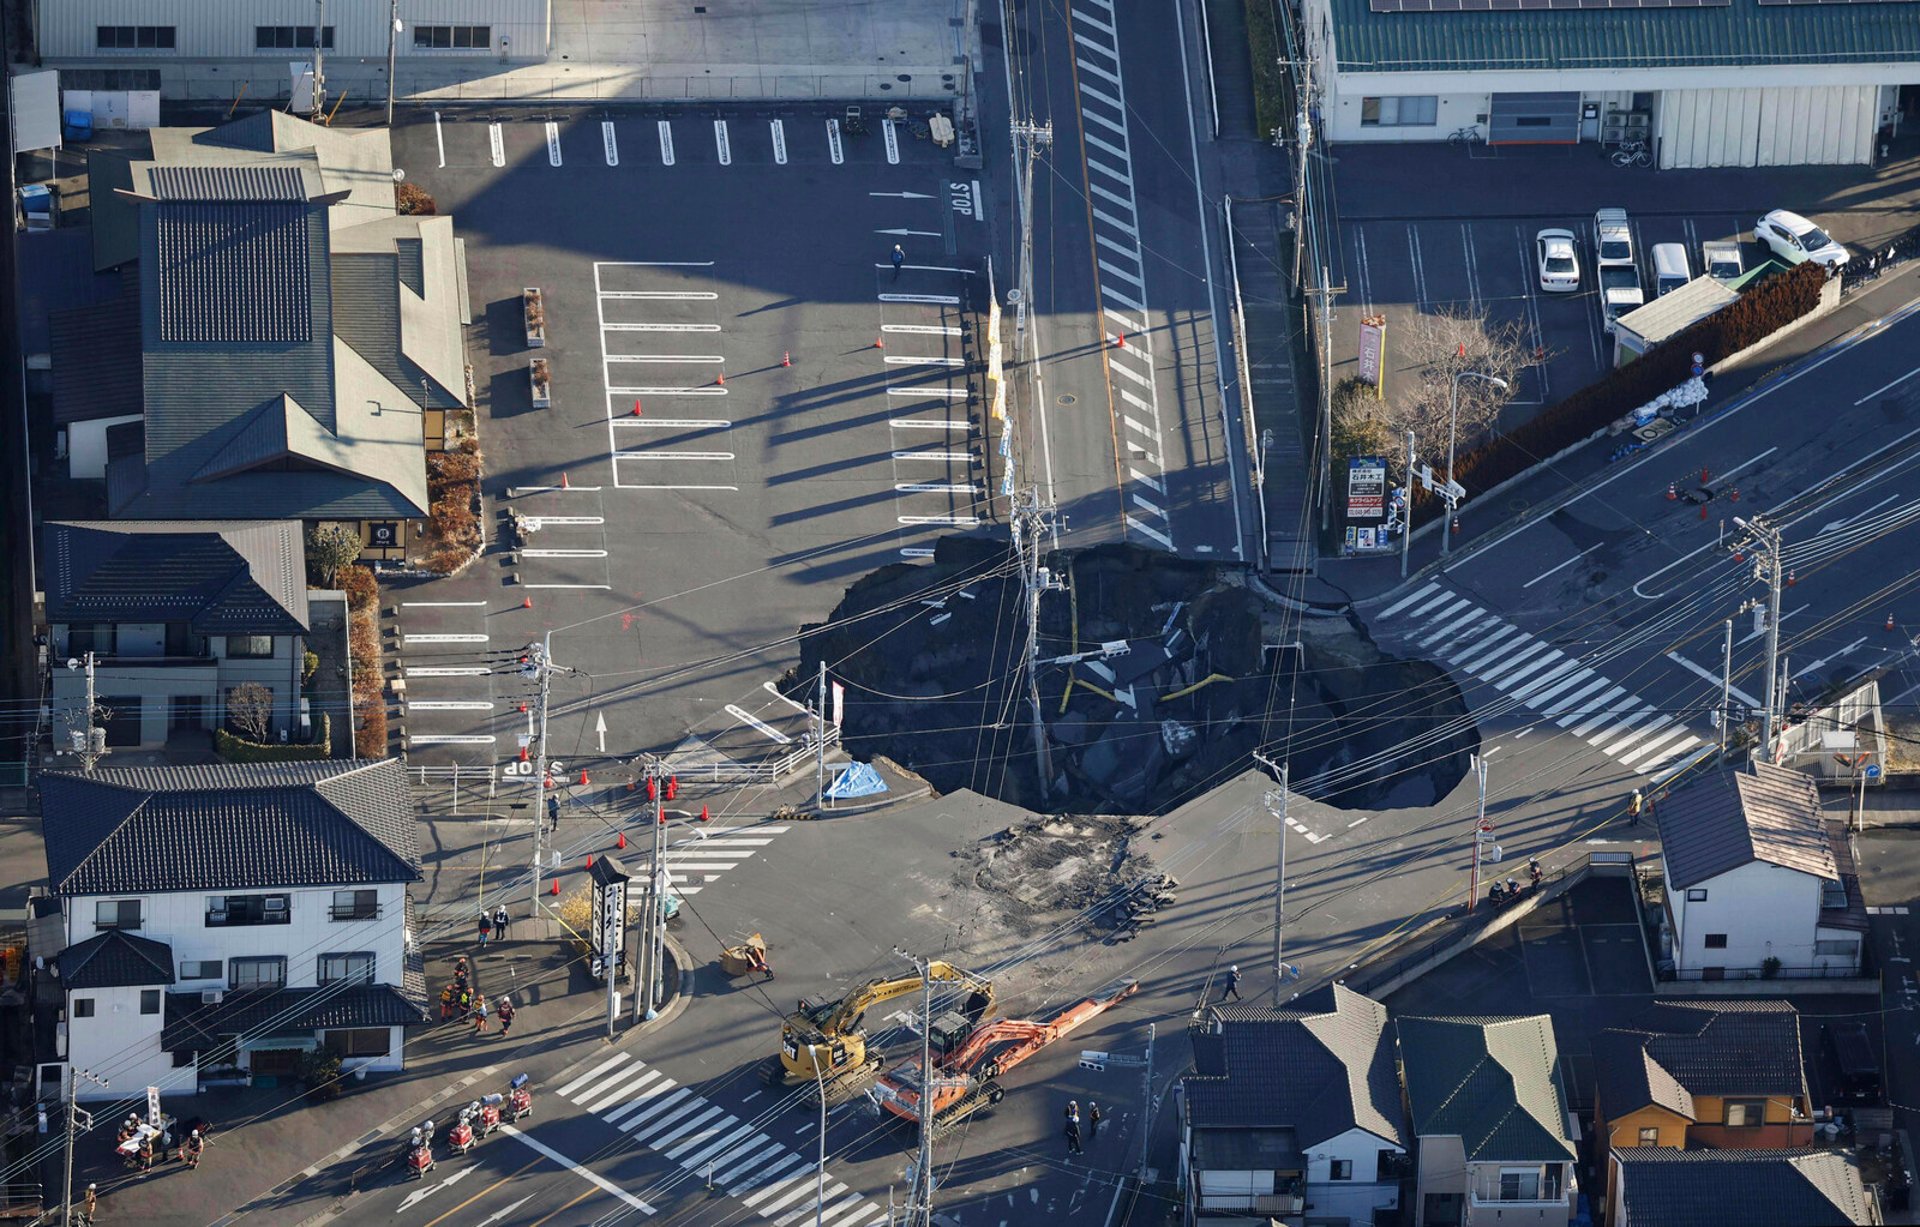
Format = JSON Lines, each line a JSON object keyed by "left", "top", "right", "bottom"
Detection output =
{"left": 1331, "top": 376, "right": 1393, "bottom": 472}
{"left": 225, "top": 683, "right": 274, "bottom": 741}
{"left": 338, "top": 564, "right": 378, "bottom": 613}
{"left": 297, "top": 1049, "right": 345, "bottom": 1101}
{"left": 428, "top": 449, "right": 482, "bottom": 485}
{"left": 395, "top": 181, "right": 436, "bottom": 216}
{"left": 1244, "top": 0, "right": 1287, "bottom": 140}
{"left": 215, "top": 716, "right": 332, "bottom": 762}
{"left": 355, "top": 693, "right": 388, "bottom": 759}
{"left": 302, "top": 650, "right": 320, "bottom": 687}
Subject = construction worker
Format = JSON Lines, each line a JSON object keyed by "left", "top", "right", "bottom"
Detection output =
{"left": 1220, "top": 965, "right": 1242, "bottom": 1002}
{"left": 80, "top": 1183, "right": 97, "bottom": 1224}
{"left": 497, "top": 996, "right": 516, "bottom": 1039}
{"left": 1628, "top": 788, "right": 1644, "bottom": 826}
{"left": 891, "top": 244, "right": 905, "bottom": 275}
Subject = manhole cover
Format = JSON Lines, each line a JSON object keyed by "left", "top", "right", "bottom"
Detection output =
{"left": 1058, "top": 394, "right": 1078, "bottom": 406}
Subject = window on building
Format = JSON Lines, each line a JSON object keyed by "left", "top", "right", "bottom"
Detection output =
{"left": 66, "top": 625, "right": 117, "bottom": 656}
{"left": 1637, "top": 1126, "right": 1660, "bottom": 1146}
{"left": 95, "top": 900, "right": 141, "bottom": 931}
{"left": 413, "top": 25, "right": 490, "bottom": 49}
{"left": 180, "top": 961, "right": 223, "bottom": 980}
{"left": 318, "top": 952, "right": 375, "bottom": 986}
{"left": 1498, "top": 1167, "right": 1542, "bottom": 1201}
{"left": 1725, "top": 1099, "right": 1766, "bottom": 1127}
{"left": 331, "top": 889, "right": 380, "bottom": 921}
{"left": 206, "top": 894, "right": 289, "bottom": 927}
{"left": 224, "top": 635, "right": 274, "bottom": 659}
{"left": 72, "top": 998, "right": 95, "bottom": 1018}
{"left": 140, "top": 989, "right": 160, "bottom": 1015}
{"left": 1328, "top": 1159, "right": 1353, "bottom": 1180}
{"left": 1704, "top": 933, "right": 1728, "bottom": 949}
{"left": 229, "top": 956, "right": 286, "bottom": 991}
{"left": 1359, "top": 96, "right": 1438, "bottom": 128}
{"left": 255, "top": 26, "right": 335, "bottom": 49}
{"left": 1816, "top": 938, "right": 1859, "bottom": 958}
{"left": 1686, "top": 888, "right": 1708, "bottom": 902}
{"left": 96, "top": 26, "right": 176, "bottom": 50}
{"left": 322, "top": 1027, "right": 392, "bottom": 1057}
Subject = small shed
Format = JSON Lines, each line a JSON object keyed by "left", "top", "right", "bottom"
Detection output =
{"left": 1613, "top": 276, "right": 1739, "bottom": 366}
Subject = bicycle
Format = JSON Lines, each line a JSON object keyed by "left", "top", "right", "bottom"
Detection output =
{"left": 1610, "top": 140, "right": 1653, "bottom": 168}
{"left": 1447, "top": 124, "right": 1483, "bottom": 147}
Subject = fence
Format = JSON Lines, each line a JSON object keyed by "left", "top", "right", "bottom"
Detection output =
{"left": 1772, "top": 676, "right": 1887, "bottom": 783}
{"left": 1839, "top": 223, "right": 1920, "bottom": 295}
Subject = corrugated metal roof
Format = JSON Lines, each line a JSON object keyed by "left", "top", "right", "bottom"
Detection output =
{"left": 146, "top": 164, "right": 309, "bottom": 203}
{"left": 155, "top": 200, "right": 314, "bottom": 344}
{"left": 1330, "top": 0, "right": 1920, "bottom": 72}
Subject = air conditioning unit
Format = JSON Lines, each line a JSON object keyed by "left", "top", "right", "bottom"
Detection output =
{"left": 201, "top": 990, "right": 223, "bottom": 1005}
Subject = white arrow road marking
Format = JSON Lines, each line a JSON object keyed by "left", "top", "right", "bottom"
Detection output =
{"left": 869, "top": 191, "right": 935, "bottom": 199}
{"left": 596, "top": 710, "right": 608, "bottom": 753}
{"left": 396, "top": 1164, "right": 475, "bottom": 1212}
{"left": 477, "top": 1195, "right": 535, "bottom": 1226}
{"left": 499, "top": 1124, "right": 655, "bottom": 1213}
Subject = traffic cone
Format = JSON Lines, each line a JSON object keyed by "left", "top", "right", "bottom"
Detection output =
{"left": 699, "top": 805, "right": 710, "bottom": 822}
{"left": 616, "top": 831, "right": 627, "bottom": 849}
{"left": 1729, "top": 487, "right": 1740, "bottom": 502}
{"left": 585, "top": 854, "right": 594, "bottom": 869}
{"left": 1701, "top": 467, "right": 1711, "bottom": 483}
{"left": 578, "top": 768, "right": 590, "bottom": 786}
{"left": 543, "top": 775, "right": 555, "bottom": 789}
{"left": 1450, "top": 519, "right": 1460, "bottom": 535}
{"left": 631, "top": 399, "right": 643, "bottom": 416}
{"left": 1699, "top": 504, "right": 1708, "bottom": 521}
{"left": 561, "top": 472, "right": 570, "bottom": 489}
{"left": 1888, "top": 613, "right": 1897, "bottom": 632}
{"left": 1787, "top": 569, "right": 1796, "bottom": 587}
{"left": 627, "top": 779, "right": 636, "bottom": 792}
{"left": 1667, "top": 483, "right": 1677, "bottom": 501}
{"left": 1114, "top": 332, "right": 1126, "bottom": 349}
{"left": 873, "top": 335, "right": 885, "bottom": 349}
{"left": 519, "top": 745, "right": 529, "bottom": 762}
{"left": 782, "top": 351, "right": 792, "bottom": 368}
{"left": 667, "top": 776, "right": 679, "bottom": 802}
{"left": 658, "top": 810, "right": 668, "bottom": 825}
{"left": 549, "top": 879, "right": 560, "bottom": 897}
{"left": 522, "top": 596, "right": 534, "bottom": 610}
{"left": 518, "top": 702, "right": 528, "bottom": 713}
{"left": 1733, "top": 550, "right": 1745, "bottom": 563}
{"left": 714, "top": 371, "right": 726, "bottom": 387}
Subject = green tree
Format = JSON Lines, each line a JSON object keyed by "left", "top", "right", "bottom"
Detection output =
{"left": 305, "top": 523, "right": 364, "bottom": 587}
{"left": 1331, "top": 377, "right": 1393, "bottom": 471}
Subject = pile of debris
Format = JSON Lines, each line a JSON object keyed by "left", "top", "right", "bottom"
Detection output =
{"left": 955, "top": 815, "right": 1163, "bottom": 935}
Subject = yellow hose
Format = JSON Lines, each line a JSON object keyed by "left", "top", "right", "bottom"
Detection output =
{"left": 1162, "top": 673, "right": 1234, "bottom": 702}
{"left": 1059, "top": 559, "right": 1080, "bottom": 713}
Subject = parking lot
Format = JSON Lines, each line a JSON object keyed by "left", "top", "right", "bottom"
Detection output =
{"left": 384, "top": 105, "right": 992, "bottom": 775}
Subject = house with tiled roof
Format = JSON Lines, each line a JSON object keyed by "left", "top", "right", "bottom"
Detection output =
{"left": 1181, "top": 985, "right": 1407, "bottom": 1225}
{"left": 1657, "top": 763, "right": 1865, "bottom": 980}
{"left": 1608, "top": 1147, "right": 1880, "bottom": 1226}
{"left": 1397, "top": 1014, "right": 1578, "bottom": 1227}
{"left": 1594, "top": 1001, "right": 1814, "bottom": 1217}
{"left": 41, "top": 760, "right": 428, "bottom": 1098}
{"left": 1300, "top": 0, "right": 1920, "bottom": 167}
{"left": 43, "top": 520, "right": 312, "bottom": 750}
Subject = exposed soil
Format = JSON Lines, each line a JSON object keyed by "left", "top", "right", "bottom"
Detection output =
{"left": 787, "top": 540, "right": 1473, "bottom": 816}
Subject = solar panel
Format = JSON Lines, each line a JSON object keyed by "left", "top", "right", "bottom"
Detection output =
{"left": 1371, "top": 0, "right": 1730, "bottom": 11}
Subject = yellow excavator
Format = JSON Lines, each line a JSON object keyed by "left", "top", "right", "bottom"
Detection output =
{"left": 768, "top": 962, "right": 994, "bottom": 1106}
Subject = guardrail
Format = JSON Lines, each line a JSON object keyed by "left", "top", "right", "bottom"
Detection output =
{"left": 663, "top": 728, "right": 841, "bottom": 785}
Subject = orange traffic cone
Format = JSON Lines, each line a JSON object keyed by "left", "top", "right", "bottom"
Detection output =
{"left": 631, "top": 399, "right": 643, "bottom": 416}
{"left": 549, "top": 879, "right": 560, "bottom": 896}
{"left": 1787, "top": 569, "right": 1796, "bottom": 587}
{"left": 561, "top": 472, "right": 570, "bottom": 489}
{"left": 1666, "top": 483, "right": 1677, "bottom": 501}
{"left": 715, "top": 371, "right": 726, "bottom": 386}
{"left": 518, "top": 703, "right": 527, "bottom": 713}
{"left": 1701, "top": 467, "right": 1711, "bottom": 483}
{"left": 782, "top": 351, "right": 792, "bottom": 368}
{"left": 873, "top": 335, "right": 885, "bottom": 349}
{"left": 578, "top": 768, "right": 589, "bottom": 786}
{"left": 1728, "top": 487, "right": 1740, "bottom": 502}
{"left": 1699, "top": 504, "right": 1708, "bottom": 521}
{"left": 1113, "top": 332, "right": 1126, "bottom": 349}
{"left": 616, "top": 831, "right": 626, "bottom": 849}
{"left": 699, "top": 805, "right": 710, "bottom": 822}
{"left": 1888, "top": 613, "right": 1897, "bottom": 632}
{"left": 522, "top": 596, "right": 534, "bottom": 609}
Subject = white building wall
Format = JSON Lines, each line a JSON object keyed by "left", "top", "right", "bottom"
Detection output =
{"left": 63, "top": 985, "right": 175, "bottom": 1101}
{"left": 66, "top": 414, "right": 142, "bottom": 481}
{"left": 1660, "top": 85, "right": 1876, "bottom": 168}
{"left": 1305, "top": 1125, "right": 1403, "bottom": 1224}
{"left": 1665, "top": 858, "right": 1830, "bottom": 974}
{"left": 37, "top": 1, "right": 550, "bottom": 62}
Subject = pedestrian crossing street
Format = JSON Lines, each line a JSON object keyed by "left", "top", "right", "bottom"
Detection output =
{"left": 1068, "top": 0, "right": 1174, "bottom": 552}
{"left": 662, "top": 825, "right": 788, "bottom": 897}
{"left": 1375, "top": 581, "right": 1707, "bottom": 782}
{"left": 554, "top": 1051, "right": 887, "bottom": 1226}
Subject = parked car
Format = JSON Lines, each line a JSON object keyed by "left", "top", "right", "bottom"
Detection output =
{"left": 1702, "top": 239, "right": 1744, "bottom": 281}
{"left": 1594, "top": 207, "right": 1635, "bottom": 270}
{"left": 1651, "top": 243, "right": 1691, "bottom": 297}
{"left": 1756, "top": 209, "right": 1849, "bottom": 268}
{"left": 1822, "top": 1021, "right": 1883, "bottom": 1103}
{"left": 1535, "top": 228, "right": 1580, "bottom": 293}
{"left": 1600, "top": 265, "right": 1645, "bottom": 334}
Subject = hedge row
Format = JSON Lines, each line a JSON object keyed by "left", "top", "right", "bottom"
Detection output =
{"left": 215, "top": 715, "right": 332, "bottom": 763}
{"left": 1449, "top": 261, "right": 1830, "bottom": 499}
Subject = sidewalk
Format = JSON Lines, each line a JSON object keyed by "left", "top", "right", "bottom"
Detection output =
{"left": 1313, "top": 264, "right": 1920, "bottom": 609}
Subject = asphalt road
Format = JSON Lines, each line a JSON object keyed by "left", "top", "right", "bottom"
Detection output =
{"left": 386, "top": 104, "right": 991, "bottom": 779}
{"left": 993, "top": 0, "right": 1248, "bottom": 561}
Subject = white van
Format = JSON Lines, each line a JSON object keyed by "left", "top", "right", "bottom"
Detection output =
{"left": 1651, "top": 243, "right": 1691, "bottom": 297}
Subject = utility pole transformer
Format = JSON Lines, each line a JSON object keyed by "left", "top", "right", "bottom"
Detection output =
{"left": 1733, "top": 516, "right": 1785, "bottom": 760}
{"left": 1011, "top": 490, "right": 1061, "bottom": 799}
{"left": 62, "top": 1067, "right": 107, "bottom": 1226}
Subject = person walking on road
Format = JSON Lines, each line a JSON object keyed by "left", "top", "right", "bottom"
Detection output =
{"left": 1065, "top": 1117, "right": 1084, "bottom": 1156}
{"left": 1065, "top": 1100, "right": 1080, "bottom": 1129}
{"left": 497, "top": 996, "right": 516, "bottom": 1038}
{"left": 80, "top": 1183, "right": 97, "bottom": 1224}
{"left": 493, "top": 904, "right": 510, "bottom": 941}
{"left": 1628, "top": 788, "right": 1644, "bottom": 826}
{"left": 477, "top": 912, "right": 492, "bottom": 947}
{"left": 1220, "top": 964, "right": 1242, "bottom": 1002}
{"left": 473, "top": 995, "right": 490, "bottom": 1036}
{"left": 1089, "top": 1102, "right": 1103, "bottom": 1139}
{"left": 891, "top": 244, "right": 905, "bottom": 276}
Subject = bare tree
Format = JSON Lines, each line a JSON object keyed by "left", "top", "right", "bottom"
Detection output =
{"left": 1382, "top": 307, "right": 1537, "bottom": 458}
{"left": 226, "top": 683, "right": 274, "bottom": 742}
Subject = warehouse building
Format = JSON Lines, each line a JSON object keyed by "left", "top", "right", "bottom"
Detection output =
{"left": 1301, "top": 0, "right": 1920, "bottom": 168}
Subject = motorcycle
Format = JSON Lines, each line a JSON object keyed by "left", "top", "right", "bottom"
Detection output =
{"left": 505, "top": 1074, "right": 533, "bottom": 1123}
{"left": 446, "top": 1111, "right": 475, "bottom": 1158}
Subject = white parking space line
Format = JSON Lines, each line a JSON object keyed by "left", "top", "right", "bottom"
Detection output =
{"left": 608, "top": 385, "right": 728, "bottom": 396}
{"left": 408, "top": 734, "right": 498, "bottom": 746}
{"left": 658, "top": 120, "right": 675, "bottom": 166}
{"left": 603, "top": 120, "right": 618, "bottom": 166}
{"left": 403, "top": 633, "right": 489, "bottom": 644}
{"left": 401, "top": 600, "right": 486, "bottom": 607}
{"left": 406, "top": 700, "right": 494, "bottom": 712}
{"left": 405, "top": 666, "right": 490, "bottom": 677}
{"left": 827, "top": 119, "right": 844, "bottom": 164}
{"left": 770, "top": 119, "right": 787, "bottom": 165}
{"left": 714, "top": 119, "right": 732, "bottom": 165}
{"left": 434, "top": 111, "right": 446, "bottom": 166}
{"left": 545, "top": 121, "right": 562, "bottom": 166}
{"left": 488, "top": 122, "right": 505, "bottom": 167}
{"left": 884, "top": 119, "right": 900, "bottom": 164}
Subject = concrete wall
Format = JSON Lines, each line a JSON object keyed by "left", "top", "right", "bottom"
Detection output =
{"left": 1415, "top": 1134, "right": 1466, "bottom": 1227}
{"left": 1665, "top": 857, "right": 1848, "bottom": 975}
{"left": 1464, "top": 1161, "right": 1573, "bottom": 1227}
{"left": 63, "top": 984, "right": 175, "bottom": 1101}
{"left": 37, "top": 1, "right": 550, "bottom": 61}
{"left": 1306, "top": 1125, "right": 1403, "bottom": 1224}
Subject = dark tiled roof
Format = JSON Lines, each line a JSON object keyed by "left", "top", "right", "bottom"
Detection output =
{"left": 50, "top": 271, "right": 141, "bottom": 426}
{"left": 42, "top": 760, "right": 420, "bottom": 897}
{"left": 1398, "top": 1015, "right": 1576, "bottom": 1163}
{"left": 1613, "top": 1147, "right": 1877, "bottom": 1227}
{"left": 1659, "top": 764, "right": 1833, "bottom": 890}
{"left": 161, "top": 975, "right": 430, "bottom": 1051}
{"left": 87, "top": 148, "right": 141, "bottom": 272}
{"left": 154, "top": 199, "right": 313, "bottom": 344}
{"left": 1630, "top": 1001, "right": 1807, "bottom": 1099}
{"left": 43, "top": 519, "right": 308, "bottom": 635}
{"left": 1329, "top": 1, "right": 1920, "bottom": 74}
{"left": 1186, "top": 984, "right": 1403, "bottom": 1147}
{"left": 1593, "top": 1030, "right": 1694, "bottom": 1126}
{"left": 57, "top": 930, "right": 176, "bottom": 990}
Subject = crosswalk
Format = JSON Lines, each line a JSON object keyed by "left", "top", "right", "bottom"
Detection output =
{"left": 1068, "top": 0, "right": 1173, "bottom": 552}
{"left": 663, "top": 824, "right": 788, "bottom": 896}
{"left": 554, "top": 1051, "right": 888, "bottom": 1226}
{"left": 1374, "top": 582, "right": 1708, "bottom": 782}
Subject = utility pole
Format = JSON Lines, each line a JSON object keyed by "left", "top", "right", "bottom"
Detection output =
{"left": 1719, "top": 618, "right": 1734, "bottom": 754}
{"left": 646, "top": 763, "right": 667, "bottom": 1019}
{"left": 62, "top": 1067, "right": 107, "bottom": 1226}
{"left": 1734, "top": 516, "right": 1785, "bottom": 761}
{"left": 815, "top": 661, "right": 828, "bottom": 810}
{"left": 1009, "top": 120, "right": 1052, "bottom": 352}
{"left": 385, "top": 0, "right": 400, "bottom": 125}
{"left": 895, "top": 949, "right": 936, "bottom": 1227}
{"left": 1400, "top": 430, "right": 1416, "bottom": 579}
{"left": 310, "top": 0, "right": 327, "bottom": 123}
{"left": 67, "top": 652, "right": 105, "bottom": 772}
{"left": 1466, "top": 753, "right": 1490, "bottom": 911}
{"left": 1012, "top": 489, "right": 1061, "bottom": 799}
{"left": 1253, "top": 751, "right": 1291, "bottom": 1006}
{"left": 522, "top": 636, "right": 562, "bottom": 914}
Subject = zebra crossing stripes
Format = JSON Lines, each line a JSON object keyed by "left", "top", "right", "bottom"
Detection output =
{"left": 555, "top": 1053, "right": 888, "bottom": 1226}
{"left": 662, "top": 826, "right": 786, "bottom": 896}
{"left": 1068, "top": 0, "right": 1173, "bottom": 551}
{"left": 1374, "top": 582, "right": 1705, "bottom": 781}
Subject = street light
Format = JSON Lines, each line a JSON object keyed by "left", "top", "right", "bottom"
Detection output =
{"left": 1443, "top": 370, "right": 1509, "bottom": 556}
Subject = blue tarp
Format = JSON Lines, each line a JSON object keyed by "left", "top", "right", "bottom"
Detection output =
{"left": 826, "top": 762, "right": 888, "bottom": 800}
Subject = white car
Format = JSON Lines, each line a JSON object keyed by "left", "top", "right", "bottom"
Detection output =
{"left": 1756, "top": 209, "right": 1849, "bottom": 269}
{"left": 1594, "top": 207, "right": 1635, "bottom": 270}
{"left": 1535, "top": 229, "right": 1580, "bottom": 293}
